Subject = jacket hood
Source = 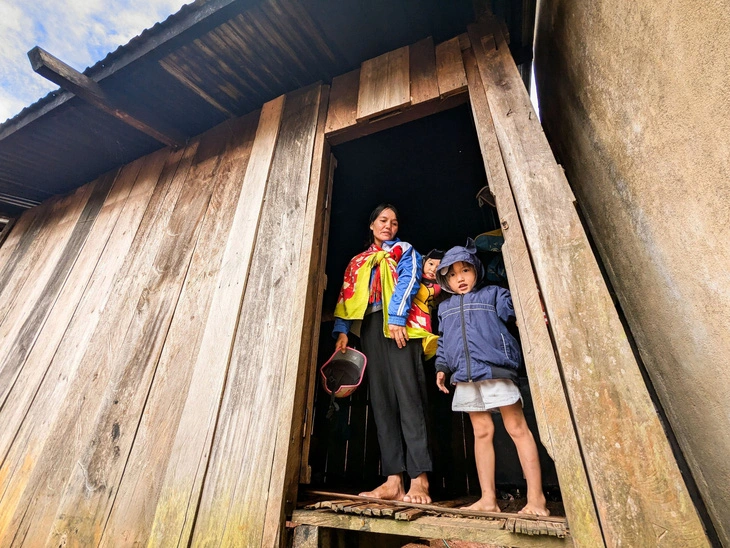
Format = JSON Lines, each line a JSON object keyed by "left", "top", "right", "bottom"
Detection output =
{"left": 436, "top": 238, "right": 485, "bottom": 293}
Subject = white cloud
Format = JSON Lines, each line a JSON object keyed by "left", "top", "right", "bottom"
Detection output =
{"left": 0, "top": 0, "right": 190, "bottom": 123}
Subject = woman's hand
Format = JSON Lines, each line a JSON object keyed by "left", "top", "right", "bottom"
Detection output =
{"left": 388, "top": 324, "right": 409, "bottom": 348}
{"left": 335, "top": 332, "right": 349, "bottom": 353}
{"left": 436, "top": 372, "right": 450, "bottom": 394}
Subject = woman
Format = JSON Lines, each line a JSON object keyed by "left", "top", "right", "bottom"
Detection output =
{"left": 333, "top": 204, "right": 433, "bottom": 504}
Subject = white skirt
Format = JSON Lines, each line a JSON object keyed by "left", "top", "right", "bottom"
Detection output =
{"left": 452, "top": 378, "right": 522, "bottom": 413}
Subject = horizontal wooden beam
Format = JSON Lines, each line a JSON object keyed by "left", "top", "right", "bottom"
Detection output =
{"left": 2, "top": 0, "right": 263, "bottom": 141}
{"left": 292, "top": 510, "right": 572, "bottom": 547}
{"left": 28, "top": 47, "right": 187, "bottom": 148}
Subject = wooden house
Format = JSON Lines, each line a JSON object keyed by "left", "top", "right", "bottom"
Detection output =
{"left": 0, "top": 0, "right": 725, "bottom": 546}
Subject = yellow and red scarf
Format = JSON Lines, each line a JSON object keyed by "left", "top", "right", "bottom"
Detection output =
{"left": 335, "top": 244, "right": 438, "bottom": 359}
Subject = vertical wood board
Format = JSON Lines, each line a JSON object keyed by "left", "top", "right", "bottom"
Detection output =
{"left": 0, "top": 145, "right": 189, "bottom": 545}
{"left": 469, "top": 21, "right": 709, "bottom": 547}
{"left": 356, "top": 46, "right": 410, "bottom": 122}
{"left": 42, "top": 126, "right": 233, "bottom": 547}
{"left": 262, "top": 85, "right": 330, "bottom": 547}
{"left": 190, "top": 84, "right": 322, "bottom": 548}
{"left": 464, "top": 47, "right": 604, "bottom": 548}
{"left": 409, "top": 37, "right": 439, "bottom": 105}
{"left": 144, "top": 96, "right": 284, "bottom": 547}
{"left": 436, "top": 37, "right": 468, "bottom": 97}
{"left": 299, "top": 154, "right": 336, "bottom": 484}
{"left": 0, "top": 161, "right": 141, "bottom": 469}
{"left": 325, "top": 68, "right": 360, "bottom": 135}
{"left": 0, "top": 170, "right": 117, "bottom": 409}
{"left": 99, "top": 111, "right": 260, "bottom": 547}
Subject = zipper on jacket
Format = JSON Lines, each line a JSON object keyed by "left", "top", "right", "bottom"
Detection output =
{"left": 460, "top": 294, "right": 472, "bottom": 381}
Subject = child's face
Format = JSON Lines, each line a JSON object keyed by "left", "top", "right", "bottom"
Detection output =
{"left": 446, "top": 261, "right": 477, "bottom": 294}
{"left": 423, "top": 258, "right": 441, "bottom": 281}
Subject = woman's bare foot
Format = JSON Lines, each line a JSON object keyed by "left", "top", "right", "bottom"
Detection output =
{"left": 461, "top": 497, "right": 501, "bottom": 512}
{"left": 358, "top": 474, "right": 405, "bottom": 501}
{"left": 519, "top": 497, "right": 550, "bottom": 516}
{"left": 403, "top": 473, "right": 431, "bottom": 504}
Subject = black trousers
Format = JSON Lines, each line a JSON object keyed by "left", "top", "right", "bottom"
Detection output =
{"left": 361, "top": 310, "right": 433, "bottom": 478}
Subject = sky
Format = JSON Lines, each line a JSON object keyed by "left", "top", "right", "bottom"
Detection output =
{"left": 0, "top": 0, "right": 191, "bottom": 124}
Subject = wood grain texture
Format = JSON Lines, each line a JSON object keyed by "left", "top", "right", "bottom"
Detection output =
{"left": 409, "top": 37, "right": 439, "bottom": 105}
{"left": 0, "top": 170, "right": 116, "bottom": 409}
{"left": 99, "top": 110, "right": 261, "bottom": 547}
{"left": 356, "top": 46, "right": 410, "bottom": 122}
{"left": 469, "top": 20, "right": 709, "bottom": 547}
{"left": 435, "top": 37, "right": 467, "bottom": 97}
{"left": 144, "top": 96, "right": 284, "bottom": 548}
{"left": 299, "top": 154, "right": 336, "bottom": 485}
{"left": 292, "top": 510, "right": 572, "bottom": 548}
{"left": 0, "top": 147, "right": 178, "bottom": 542}
{"left": 41, "top": 124, "right": 231, "bottom": 547}
{"left": 325, "top": 68, "right": 359, "bottom": 135}
{"left": 190, "top": 84, "right": 322, "bottom": 548}
{"left": 464, "top": 47, "right": 604, "bottom": 548}
{"left": 0, "top": 189, "right": 86, "bottom": 331}
{"left": 0, "top": 157, "right": 146, "bottom": 470}
{"left": 262, "top": 85, "right": 330, "bottom": 547}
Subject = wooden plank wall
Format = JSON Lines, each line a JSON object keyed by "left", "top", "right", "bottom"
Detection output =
{"left": 465, "top": 19, "right": 710, "bottom": 548}
{"left": 325, "top": 35, "right": 469, "bottom": 145}
{"left": 0, "top": 84, "right": 328, "bottom": 547}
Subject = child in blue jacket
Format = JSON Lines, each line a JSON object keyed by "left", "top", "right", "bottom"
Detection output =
{"left": 435, "top": 239, "right": 549, "bottom": 516}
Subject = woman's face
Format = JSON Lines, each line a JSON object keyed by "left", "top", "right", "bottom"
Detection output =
{"left": 370, "top": 208, "right": 399, "bottom": 246}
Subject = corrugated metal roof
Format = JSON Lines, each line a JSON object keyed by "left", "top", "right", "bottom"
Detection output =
{"left": 0, "top": 0, "right": 532, "bottom": 218}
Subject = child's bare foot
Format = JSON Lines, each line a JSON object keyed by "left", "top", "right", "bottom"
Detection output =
{"left": 403, "top": 473, "right": 431, "bottom": 504}
{"left": 359, "top": 475, "right": 405, "bottom": 501}
{"left": 461, "top": 497, "right": 501, "bottom": 512}
{"left": 519, "top": 497, "right": 550, "bottom": 516}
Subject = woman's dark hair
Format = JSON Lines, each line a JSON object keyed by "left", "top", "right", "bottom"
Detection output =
{"left": 367, "top": 203, "right": 400, "bottom": 245}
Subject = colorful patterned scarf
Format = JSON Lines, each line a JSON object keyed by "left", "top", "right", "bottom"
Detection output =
{"left": 335, "top": 244, "right": 438, "bottom": 359}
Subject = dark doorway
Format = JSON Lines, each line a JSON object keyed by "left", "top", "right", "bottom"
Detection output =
{"left": 307, "top": 103, "right": 559, "bottom": 502}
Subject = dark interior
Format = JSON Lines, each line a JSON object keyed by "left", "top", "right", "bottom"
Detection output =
{"left": 307, "top": 103, "right": 559, "bottom": 502}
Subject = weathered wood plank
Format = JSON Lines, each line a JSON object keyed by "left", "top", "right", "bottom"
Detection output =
{"left": 0, "top": 211, "right": 37, "bottom": 271}
{"left": 0, "top": 184, "right": 94, "bottom": 382}
{"left": 463, "top": 47, "right": 604, "bottom": 548}
{"left": 0, "top": 157, "right": 145, "bottom": 469}
{"left": 0, "top": 219, "right": 17, "bottom": 252}
{"left": 299, "top": 153, "right": 336, "bottom": 484}
{"left": 0, "top": 147, "right": 178, "bottom": 540}
{"left": 292, "top": 524, "right": 320, "bottom": 548}
{"left": 468, "top": 20, "right": 710, "bottom": 547}
{"left": 409, "top": 37, "right": 439, "bottom": 105}
{"left": 0, "top": 142, "right": 192, "bottom": 545}
{"left": 99, "top": 111, "right": 260, "bottom": 547}
{"left": 435, "top": 37, "right": 467, "bottom": 97}
{"left": 0, "top": 191, "right": 82, "bottom": 328}
{"left": 325, "top": 68, "right": 359, "bottom": 135}
{"left": 29, "top": 46, "right": 187, "bottom": 148}
{"left": 143, "top": 96, "right": 284, "bottom": 547}
{"left": 292, "top": 510, "right": 572, "bottom": 548}
{"left": 0, "top": 169, "right": 117, "bottom": 409}
{"left": 190, "top": 84, "right": 321, "bottom": 547}
{"left": 356, "top": 46, "right": 410, "bottom": 122}
{"left": 42, "top": 125, "right": 233, "bottom": 547}
{"left": 263, "top": 85, "right": 330, "bottom": 547}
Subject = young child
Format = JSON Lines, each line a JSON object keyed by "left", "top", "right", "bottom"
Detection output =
{"left": 412, "top": 248, "right": 444, "bottom": 331}
{"left": 434, "top": 239, "right": 549, "bottom": 516}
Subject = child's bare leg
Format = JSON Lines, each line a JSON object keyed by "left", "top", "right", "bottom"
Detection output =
{"left": 500, "top": 402, "right": 549, "bottom": 516}
{"left": 359, "top": 474, "right": 406, "bottom": 501}
{"left": 403, "top": 472, "right": 431, "bottom": 504}
{"left": 462, "top": 411, "right": 500, "bottom": 512}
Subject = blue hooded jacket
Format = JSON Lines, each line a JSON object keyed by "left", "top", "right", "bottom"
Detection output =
{"left": 435, "top": 239, "right": 521, "bottom": 384}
